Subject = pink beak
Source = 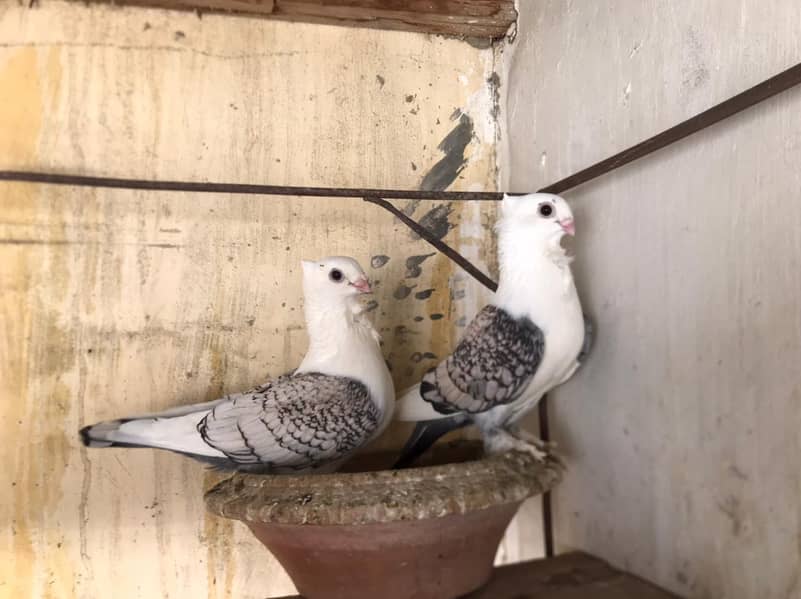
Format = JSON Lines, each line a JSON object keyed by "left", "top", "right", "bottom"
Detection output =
{"left": 559, "top": 218, "right": 576, "bottom": 236}
{"left": 351, "top": 277, "right": 372, "bottom": 294}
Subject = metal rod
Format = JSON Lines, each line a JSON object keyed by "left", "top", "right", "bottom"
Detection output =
{"left": 3, "top": 63, "right": 799, "bottom": 201}
{"left": 538, "top": 396, "right": 555, "bottom": 558}
{"left": 541, "top": 60, "right": 801, "bottom": 194}
{"left": 363, "top": 197, "right": 498, "bottom": 292}
{"left": 0, "top": 170, "right": 503, "bottom": 202}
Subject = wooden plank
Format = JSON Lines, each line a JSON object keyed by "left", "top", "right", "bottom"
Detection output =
{"left": 468, "top": 552, "right": 683, "bottom": 599}
{"left": 274, "top": 553, "right": 682, "bottom": 599}
{"left": 76, "top": 0, "right": 517, "bottom": 38}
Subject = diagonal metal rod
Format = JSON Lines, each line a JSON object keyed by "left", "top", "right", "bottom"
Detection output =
{"left": 363, "top": 197, "right": 499, "bottom": 291}
{"left": 540, "top": 60, "right": 801, "bottom": 194}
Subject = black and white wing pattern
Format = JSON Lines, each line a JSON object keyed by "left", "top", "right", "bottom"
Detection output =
{"left": 420, "top": 305, "right": 544, "bottom": 415}
{"left": 198, "top": 372, "right": 379, "bottom": 471}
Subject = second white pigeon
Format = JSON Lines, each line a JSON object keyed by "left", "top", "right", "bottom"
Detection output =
{"left": 394, "top": 193, "right": 591, "bottom": 467}
{"left": 80, "top": 256, "right": 395, "bottom": 473}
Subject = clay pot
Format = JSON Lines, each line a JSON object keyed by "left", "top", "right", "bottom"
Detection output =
{"left": 204, "top": 443, "right": 560, "bottom": 599}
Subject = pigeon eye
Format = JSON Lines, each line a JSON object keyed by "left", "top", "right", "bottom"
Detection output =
{"left": 538, "top": 203, "right": 554, "bottom": 217}
{"left": 329, "top": 269, "right": 344, "bottom": 283}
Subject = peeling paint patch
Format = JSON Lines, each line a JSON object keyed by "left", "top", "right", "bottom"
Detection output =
{"left": 370, "top": 255, "right": 390, "bottom": 269}
{"left": 419, "top": 112, "right": 474, "bottom": 192}
{"left": 393, "top": 283, "right": 416, "bottom": 300}
{"left": 401, "top": 199, "right": 421, "bottom": 217}
{"left": 393, "top": 325, "right": 418, "bottom": 345}
{"left": 414, "top": 204, "right": 454, "bottom": 241}
{"left": 405, "top": 253, "right": 435, "bottom": 278}
{"left": 486, "top": 72, "right": 501, "bottom": 120}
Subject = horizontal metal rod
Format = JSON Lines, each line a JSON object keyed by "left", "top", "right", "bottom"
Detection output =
{"left": 0, "top": 170, "right": 504, "bottom": 202}
{"left": 2, "top": 62, "right": 799, "bottom": 201}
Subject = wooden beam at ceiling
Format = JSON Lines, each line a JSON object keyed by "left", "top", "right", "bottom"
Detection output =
{"left": 78, "top": 0, "right": 517, "bottom": 39}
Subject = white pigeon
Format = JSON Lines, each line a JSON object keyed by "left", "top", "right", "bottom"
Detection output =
{"left": 81, "top": 256, "right": 395, "bottom": 474}
{"left": 394, "top": 193, "right": 590, "bottom": 467}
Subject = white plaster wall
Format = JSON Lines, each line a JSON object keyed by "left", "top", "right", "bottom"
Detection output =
{"left": 504, "top": 1, "right": 801, "bottom": 597}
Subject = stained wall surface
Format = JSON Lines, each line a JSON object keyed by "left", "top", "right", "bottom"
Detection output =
{"left": 504, "top": 2, "right": 801, "bottom": 598}
{"left": 0, "top": 3, "right": 507, "bottom": 596}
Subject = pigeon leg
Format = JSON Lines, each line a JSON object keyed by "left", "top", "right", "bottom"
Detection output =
{"left": 482, "top": 428, "right": 548, "bottom": 462}
{"left": 509, "top": 426, "right": 558, "bottom": 451}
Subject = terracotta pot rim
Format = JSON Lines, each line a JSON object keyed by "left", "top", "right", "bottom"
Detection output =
{"left": 205, "top": 449, "right": 561, "bottom": 526}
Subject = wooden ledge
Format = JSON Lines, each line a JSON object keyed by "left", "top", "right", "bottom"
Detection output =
{"left": 78, "top": 0, "right": 518, "bottom": 39}
{"left": 274, "top": 552, "right": 683, "bottom": 599}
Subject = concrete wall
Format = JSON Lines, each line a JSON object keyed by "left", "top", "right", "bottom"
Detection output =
{"left": 0, "top": 3, "right": 504, "bottom": 597}
{"left": 504, "top": 2, "right": 801, "bottom": 598}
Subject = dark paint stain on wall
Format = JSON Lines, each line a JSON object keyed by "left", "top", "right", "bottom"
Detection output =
{"left": 405, "top": 253, "right": 436, "bottom": 278}
{"left": 371, "top": 255, "right": 390, "bottom": 269}
{"left": 419, "top": 112, "right": 474, "bottom": 192}
{"left": 487, "top": 72, "right": 501, "bottom": 120}
{"left": 414, "top": 289, "right": 435, "bottom": 300}
{"left": 393, "top": 325, "right": 418, "bottom": 346}
{"left": 411, "top": 351, "right": 438, "bottom": 363}
{"left": 415, "top": 203, "right": 454, "bottom": 241}
{"left": 402, "top": 199, "right": 421, "bottom": 217}
{"left": 393, "top": 283, "right": 416, "bottom": 300}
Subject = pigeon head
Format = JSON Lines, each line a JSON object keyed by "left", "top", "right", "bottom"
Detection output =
{"left": 301, "top": 256, "right": 372, "bottom": 302}
{"left": 500, "top": 193, "right": 575, "bottom": 239}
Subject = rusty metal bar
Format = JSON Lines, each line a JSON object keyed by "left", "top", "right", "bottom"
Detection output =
{"left": 0, "top": 170, "right": 503, "bottom": 202}
{"left": 541, "top": 60, "right": 801, "bottom": 194}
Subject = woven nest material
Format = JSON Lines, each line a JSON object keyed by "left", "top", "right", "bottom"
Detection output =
{"left": 205, "top": 442, "right": 562, "bottom": 526}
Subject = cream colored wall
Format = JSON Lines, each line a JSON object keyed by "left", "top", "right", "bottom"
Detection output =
{"left": 0, "top": 3, "right": 504, "bottom": 597}
{"left": 504, "top": 1, "right": 801, "bottom": 597}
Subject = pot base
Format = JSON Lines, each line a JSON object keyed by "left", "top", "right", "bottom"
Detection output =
{"left": 248, "top": 502, "right": 520, "bottom": 599}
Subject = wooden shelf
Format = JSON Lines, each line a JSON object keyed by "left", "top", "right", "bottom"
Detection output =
{"left": 467, "top": 552, "right": 681, "bottom": 599}
{"left": 77, "top": 0, "right": 518, "bottom": 39}
{"left": 275, "top": 552, "right": 682, "bottom": 599}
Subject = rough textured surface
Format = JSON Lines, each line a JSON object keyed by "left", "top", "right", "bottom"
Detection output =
{"left": 206, "top": 444, "right": 561, "bottom": 525}
{"left": 504, "top": 1, "right": 801, "bottom": 598}
{"left": 0, "top": 2, "right": 500, "bottom": 597}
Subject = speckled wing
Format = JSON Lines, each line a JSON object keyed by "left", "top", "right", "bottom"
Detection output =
{"left": 197, "top": 373, "right": 379, "bottom": 471}
{"left": 420, "top": 305, "right": 544, "bottom": 414}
